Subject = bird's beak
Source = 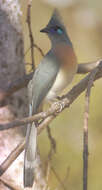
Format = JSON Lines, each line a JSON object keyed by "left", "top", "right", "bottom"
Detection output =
{"left": 40, "top": 27, "right": 49, "bottom": 33}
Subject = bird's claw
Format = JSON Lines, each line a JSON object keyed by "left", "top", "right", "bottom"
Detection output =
{"left": 53, "top": 101, "right": 65, "bottom": 114}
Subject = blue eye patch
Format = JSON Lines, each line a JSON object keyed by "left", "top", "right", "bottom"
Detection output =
{"left": 57, "top": 28, "right": 63, "bottom": 34}
{"left": 50, "top": 26, "right": 63, "bottom": 34}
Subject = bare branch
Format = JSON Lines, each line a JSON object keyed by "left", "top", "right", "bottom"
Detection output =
{"left": 26, "top": 0, "right": 35, "bottom": 71}
{"left": 0, "top": 140, "right": 25, "bottom": 176}
{"left": 45, "top": 126, "right": 56, "bottom": 181}
{"left": 62, "top": 167, "right": 70, "bottom": 186}
{"left": 0, "top": 177, "right": 23, "bottom": 190}
{"left": 0, "top": 61, "right": 102, "bottom": 131}
{"left": 0, "top": 108, "right": 56, "bottom": 130}
{"left": 0, "top": 60, "right": 101, "bottom": 106}
{"left": 34, "top": 44, "right": 44, "bottom": 57}
{"left": 47, "top": 126, "right": 56, "bottom": 156}
{"left": 83, "top": 66, "right": 99, "bottom": 190}
{"left": 24, "top": 44, "right": 44, "bottom": 57}
{"left": 55, "top": 167, "right": 70, "bottom": 190}
{"left": 51, "top": 166, "right": 67, "bottom": 190}
{"left": 0, "top": 118, "right": 55, "bottom": 176}
{"left": 77, "top": 61, "right": 100, "bottom": 74}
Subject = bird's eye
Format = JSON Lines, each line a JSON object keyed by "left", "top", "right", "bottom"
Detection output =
{"left": 56, "top": 28, "right": 63, "bottom": 34}
{"left": 50, "top": 26, "right": 63, "bottom": 34}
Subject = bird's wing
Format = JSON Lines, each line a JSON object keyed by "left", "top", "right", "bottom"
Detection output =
{"left": 30, "top": 52, "right": 60, "bottom": 114}
{"left": 24, "top": 52, "right": 60, "bottom": 187}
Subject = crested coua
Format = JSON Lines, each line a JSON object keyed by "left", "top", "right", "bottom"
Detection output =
{"left": 24, "top": 10, "right": 77, "bottom": 187}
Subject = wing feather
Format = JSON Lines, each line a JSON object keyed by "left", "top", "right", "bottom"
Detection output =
{"left": 30, "top": 52, "right": 60, "bottom": 113}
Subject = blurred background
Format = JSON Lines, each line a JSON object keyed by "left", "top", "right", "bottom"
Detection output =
{"left": 21, "top": 0, "right": 102, "bottom": 189}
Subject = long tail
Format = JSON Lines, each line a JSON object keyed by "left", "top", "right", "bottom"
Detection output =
{"left": 24, "top": 121, "right": 37, "bottom": 187}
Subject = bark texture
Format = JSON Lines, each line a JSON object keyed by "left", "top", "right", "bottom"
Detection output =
{"left": 0, "top": 1, "right": 28, "bottom": 189}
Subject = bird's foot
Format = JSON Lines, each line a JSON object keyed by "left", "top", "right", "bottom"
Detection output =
{"left": 53, "top": 101, "right": 65, "bottom": 113}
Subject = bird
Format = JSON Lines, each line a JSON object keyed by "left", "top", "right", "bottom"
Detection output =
{"left": 24, "top": 9, "right": 77, "bottom": 187}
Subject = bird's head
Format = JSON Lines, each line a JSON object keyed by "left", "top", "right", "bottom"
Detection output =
{"left": 40, "top": 10, "right": 72, "bottom": 47}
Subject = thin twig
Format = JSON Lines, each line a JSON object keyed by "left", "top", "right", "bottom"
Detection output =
{"left": 0, "top": 121, "right": 56, "bottom": 176}
{"left": 0, "top": 108, "right": 56, "bottom": 131}
{"left": 77, "top": 61, "right": 100, "bottom": 74}
{"left": 62, "top": 167, "right": 70, "bottom": 185}
{"left": 55, "top": 167, "right": 70, "bottom": 190}
{"left": 47, "top": 126, "right": 56, "bottom": 156}
{"left": 26, "top": 0, "right": 35, "bottom": 71}
{"left": 24, "top": 46, "right": 31, "bottom": 56}
{"left": 51, "top": 166, "right": 67, "bottom": 190}
{"left": 45, "top": 126, "right": 56, "bottom": 181}
{"left": 83, "top": 66, "right": 99, "bottom": 190}
{"left": 34, "top": 43, "right": 44, "bottom": 57}
{"left": 24, "top": 44, "right": 44, "bottom": 57}
{"left": 0, "top": 177, "right": 23, "bottom": 190}
{"left": 0, "top": 140, "right": 25, "bottom": 176}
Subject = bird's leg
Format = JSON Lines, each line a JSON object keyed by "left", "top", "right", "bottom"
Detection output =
{"left": 52, "top": 101, "right": 65, "bottom": 113}
{"left": 48, "top": 97, "right": 65, "bottom": 113}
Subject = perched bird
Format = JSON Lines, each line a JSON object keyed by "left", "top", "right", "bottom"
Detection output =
{"left": 24, "top": 10, "right": 77, "bottom": 187}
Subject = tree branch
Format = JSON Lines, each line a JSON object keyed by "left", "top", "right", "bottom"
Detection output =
{"left": 0, "top": 60, "right": 102, "bottom": 131}
{"left": 0, "top": 140, "right": 25, "bottom": 176}
{"left": 77, "top": 61, "right": 100, "bottom": 74}
{"left": 45, "top": 126, "right": 56, "bottom": 181}
{"left": 0, "top": 177, "right": 23, "bottom": 190}
{"left": 26, "top": 0, "right": 35, "bottom": 71}
{"left": 0, "top": 60, "right": 101, "bottom": 105}
{"left": 83, "top": 66, "right": 99, "bottom": 190}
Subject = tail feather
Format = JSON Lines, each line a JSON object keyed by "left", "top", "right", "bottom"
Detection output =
{"left": 24, "top": 122, "right": 37, "bottom": 187}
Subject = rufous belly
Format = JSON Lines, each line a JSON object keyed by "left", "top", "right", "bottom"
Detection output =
{"left": 45, "top": 43, "right": 77, "bottom": 102}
